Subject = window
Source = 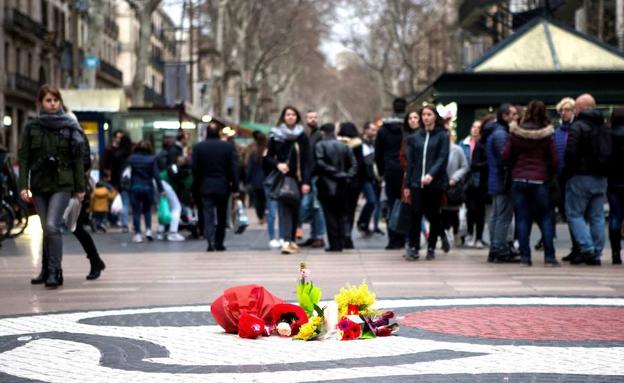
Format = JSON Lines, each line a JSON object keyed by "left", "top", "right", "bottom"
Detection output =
{"left": 4, "top": 43, "right": 9, "bottom": 73}
{"left": 15, "top": 47, "right": 21, "bottom": 75}
{"left": 27, "top": 53, "right": 32, "bottom": 78}
{"left": 41, "top": 0, "right": 48, "bottom": 29}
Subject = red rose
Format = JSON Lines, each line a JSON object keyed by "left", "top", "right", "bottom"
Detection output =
{"left": 269, "top": 303, "right": 309, "bottom": 336}
{"left": 238, "top": 313, "right": 265, "bottom": 339}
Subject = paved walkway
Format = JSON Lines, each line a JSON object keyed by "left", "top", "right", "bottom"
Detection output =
{"left": 0, "top": 218, "right": 622, "bottom": 382}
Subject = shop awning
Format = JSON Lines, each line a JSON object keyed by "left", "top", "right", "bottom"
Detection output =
{"left": 59, "top": 89, "right": 127, "bottom": 112}
{"left": 238, "top": 120, "right": 273, "bottom": 134}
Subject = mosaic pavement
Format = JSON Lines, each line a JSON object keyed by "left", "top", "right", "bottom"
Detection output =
{"left": 1, "top": 297, "right": 623, "bottom": 382}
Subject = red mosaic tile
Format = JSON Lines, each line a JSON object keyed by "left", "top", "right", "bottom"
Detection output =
{"left": 401, "top": 307, "right": 624, "bottom": 341}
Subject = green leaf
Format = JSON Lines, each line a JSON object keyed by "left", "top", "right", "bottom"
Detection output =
{"left": 360, "top": 327, "right": 376, "bottom": 339}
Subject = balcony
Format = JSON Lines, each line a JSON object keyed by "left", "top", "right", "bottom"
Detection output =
{"left": 4, "top": 7, "right": 47, "bottom": 41}
{"left": 98, "top": 60, "right": 123, "bottom": 84}
{"left": 144, "top": 85, "right": 166, "bottom": 106}
{"left": 6, "top": 73, "right": 40, "bottom": 99}
{"left": 149, "top": 55, "right": 165, "bottom": 73}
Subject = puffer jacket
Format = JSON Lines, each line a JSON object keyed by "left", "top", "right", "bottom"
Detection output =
{"left": 486, "top": 120, "right": 510, "bottom": 195}
{"left": 502, "top": 122, "right": 558, "bottom": 182}
{"left": 89, "top": 186, "right": 117, "bottom": 213}
{"left": 314, "top": 136, "right": 357, "bottom": 197}
{"left": 406, "top": 126, "right": 449, "bottom": 189}
{"left": 126, "top": 153, "right": 164, "bottom": 192}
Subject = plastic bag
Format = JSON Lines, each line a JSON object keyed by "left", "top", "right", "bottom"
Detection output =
{"left": 158, "top": 195, "right": 172, "bottom": 225}
{"left": 63, "top": 198, "right": 81, "bottom": 232}
{"left": 232, "top": 199, "right": 249, "bottom": 234}
{"left": 458, "top": 205, "right": 467, "bottom": 237}
{"left": 111, "top": 194, "right": 123, "bottom": 215}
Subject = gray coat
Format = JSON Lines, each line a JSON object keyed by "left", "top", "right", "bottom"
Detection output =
{"left": 447, "top": 144, "right": 469, "bottom": 183}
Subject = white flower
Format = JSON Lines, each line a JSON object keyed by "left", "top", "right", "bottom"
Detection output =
{"left": 276, "top": 322, "right": 292, "bottom": 337}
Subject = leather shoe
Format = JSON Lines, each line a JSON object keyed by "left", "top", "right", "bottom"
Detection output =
{"left": 585, "top": 257, "right": 601, "bottom": 266}
{"left": 31, "top": 270, "right": 48, "bottom": 285}
{"left": 571, "top": 251, "right": 593, "bottom": 265}
{"left": 297, "top": 238, "right": 315, "bottom": 247}
{"left": 215, "top": 244, "right": 226, "bottom": 251}
{"left": 206, "top": 242, "right": 215, "bottom": 252}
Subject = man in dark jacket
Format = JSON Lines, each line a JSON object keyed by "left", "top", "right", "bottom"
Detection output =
{"left": 486, "top": 103, "right": 519, "bottom": 262}
{"left": 563, "top": 93, "right": 611, "bottom": 266}
{"left": 297, "top": 110, "right": 326, "bottom": 248}
{"left": 314, "top": 123, "right": 357, "bottom": 252}
{"left": 192, "top": 125, "right": 239, "bottom": 251}
{"left": 375, "top": 98, "right": 407, "bottom": 250}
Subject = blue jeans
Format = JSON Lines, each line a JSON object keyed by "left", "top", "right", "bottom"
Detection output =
{"left": 357, "top": 181, "right": 381, "bottom": 230}
{"left": 298, "top": 180, "right": 325, "bottom": 240}
{"left": 33, "top": 192, "right": 72, "bottom": 272}
{"left": 566, "top": 175, "right": 607, "bottom": 256}
{"left": 264, "top": 185, "right": 281, "bottom": 240}
{"left": 512, "top": 181, "right": 555, "bottom": 261}
{"left": 120, "top": 190, "right": 130, "bottom": 228}
{"left": 130, "top": 186, "right": 154, "bottom": 234}
{"left": 489, "top": 193, "right": 513, "bottom": 255}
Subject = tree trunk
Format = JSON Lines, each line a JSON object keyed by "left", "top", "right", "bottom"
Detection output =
{"left": 598, "top": 0, "right": 604, "bottom": 40}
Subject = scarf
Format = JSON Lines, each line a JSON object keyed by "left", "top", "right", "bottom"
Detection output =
{"left": 269, "top": 123, "right": 304, "bottom": 142}
{"left": 38, "top": 109, "right": 85, "bottom": 146}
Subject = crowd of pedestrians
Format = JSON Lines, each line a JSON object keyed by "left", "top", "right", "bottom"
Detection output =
{"left": 17, "top": 85, "right": 624, "bottom": 288}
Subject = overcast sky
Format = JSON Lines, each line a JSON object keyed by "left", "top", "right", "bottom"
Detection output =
{"left": 160, "top": 1, "right": 351, "bottom": 66}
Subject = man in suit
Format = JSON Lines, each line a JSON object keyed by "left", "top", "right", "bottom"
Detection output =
{"left": 192, "top": 125, "right": 239, "bottom": 251}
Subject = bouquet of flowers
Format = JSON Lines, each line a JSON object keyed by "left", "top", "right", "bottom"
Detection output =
{"left": 334, "top": 281, "right": 376, "bottom": 316}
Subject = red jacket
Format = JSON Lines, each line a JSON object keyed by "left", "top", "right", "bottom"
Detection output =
{"left": 502, "top": 122, "right": 558, "bottom": 182}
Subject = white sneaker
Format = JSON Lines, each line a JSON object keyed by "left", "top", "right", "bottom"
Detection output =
{"left": 465, "top": 235, "right": 475, "bottom": 248}
{"left": 475, "top": 240, "right": 485, "bottom": 249}
{"left": 167, "top": 233, "right": 185, "bottom": 242}
{"left": 156, "top": 233, "right": 165, "bottom": 241}
{"left": 269, "top": 239, "right": 281, "bottom": 248}
{"left": 145, "top": 229, "right": 154, "bottom": 241}
{"left": 132, "top": 234, "right": 143, "bottom": 243}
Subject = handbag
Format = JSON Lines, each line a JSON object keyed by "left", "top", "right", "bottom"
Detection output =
{"left": 388, "top": 200, "right": 411, "bottom": 235}
{"left": 62, "top": 197, "right": 82, "bottom": 232}
{"left": 274, "top": 175, "right": 301, "bottom": 206}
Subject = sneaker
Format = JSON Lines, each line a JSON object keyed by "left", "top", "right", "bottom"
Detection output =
{"left": 426, "top": 249, "right": 435, "bottom": 260}
{"left": 281, "top": 242, "right": 298, "bottom": 255}
{"left": 167, "top": 233, "right": 185, "bottom": 242}
{"left": 373, "top": 228, "right": 385, "bottom": 236}
{"left": 403, "top": 247, "right": 419, "bottom": 261}
{"left": 475, "top": 240, "right": 486, "bottom": 249}
{"left": 290, "top": 242, "right": 299, "bottom": 251}
{"left": 121, "top": 226, "right": 129, "bottom": 234}
{"left": 269, "top": 239, "right": 281, "bottom": 248}
{"left": 145, "top": 230, "right": 154, "bottom": 241}
{"left": 132, "top": 234, "right": 143, "bottom": 243}
{"left": 156, "top": 233, "right": 165, "bottom": 241}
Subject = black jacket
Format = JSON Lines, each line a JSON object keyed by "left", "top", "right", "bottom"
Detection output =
{"left": 374, "top": 116, "right": 404, "bottom": 178}
{"left": 314, "top": 136, "right": 357, "bottom": 197}
{"left": 264, "top": 134, "right": 311, "bottom": 185}
{"left": 406, "top": 126, "right": 450, "bottom": 190}
{"left": 609, "top": 124, "right": 624, "bottom": 188}
{"left": 309, "top": 126, "right": 322, "bottom": 150}
{"left": 564, "top": 109, "right": 610, "bottom": 178}
{"left": 192, "top": 138, "right": 239, "bottom": 196}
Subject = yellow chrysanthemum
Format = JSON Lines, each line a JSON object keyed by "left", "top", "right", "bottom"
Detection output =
{"left": 294, "top": 316, "right": 323, "bottom": 341}
{"left": 334, "top": 281, "right": 376, "bottom": 315}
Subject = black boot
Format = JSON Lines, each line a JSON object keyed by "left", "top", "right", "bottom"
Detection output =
{"left": 31, "top": 253, "right": 49, "bottom": 284}
{"left": 86, "top": 256, "right": 106, "bottom": 280}
{"left": 45, "top": 269, "right": 63, "bottom": 289}
{"left": 613, "top": 251, "right": 622, "bottom": 265}
{"left": 206, "top": 242, "right": 215, "bottom": 252}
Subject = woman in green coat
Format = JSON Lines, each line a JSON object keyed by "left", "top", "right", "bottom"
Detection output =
{"left": 18, "top": 85, "right": 85, "bottom": 288}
